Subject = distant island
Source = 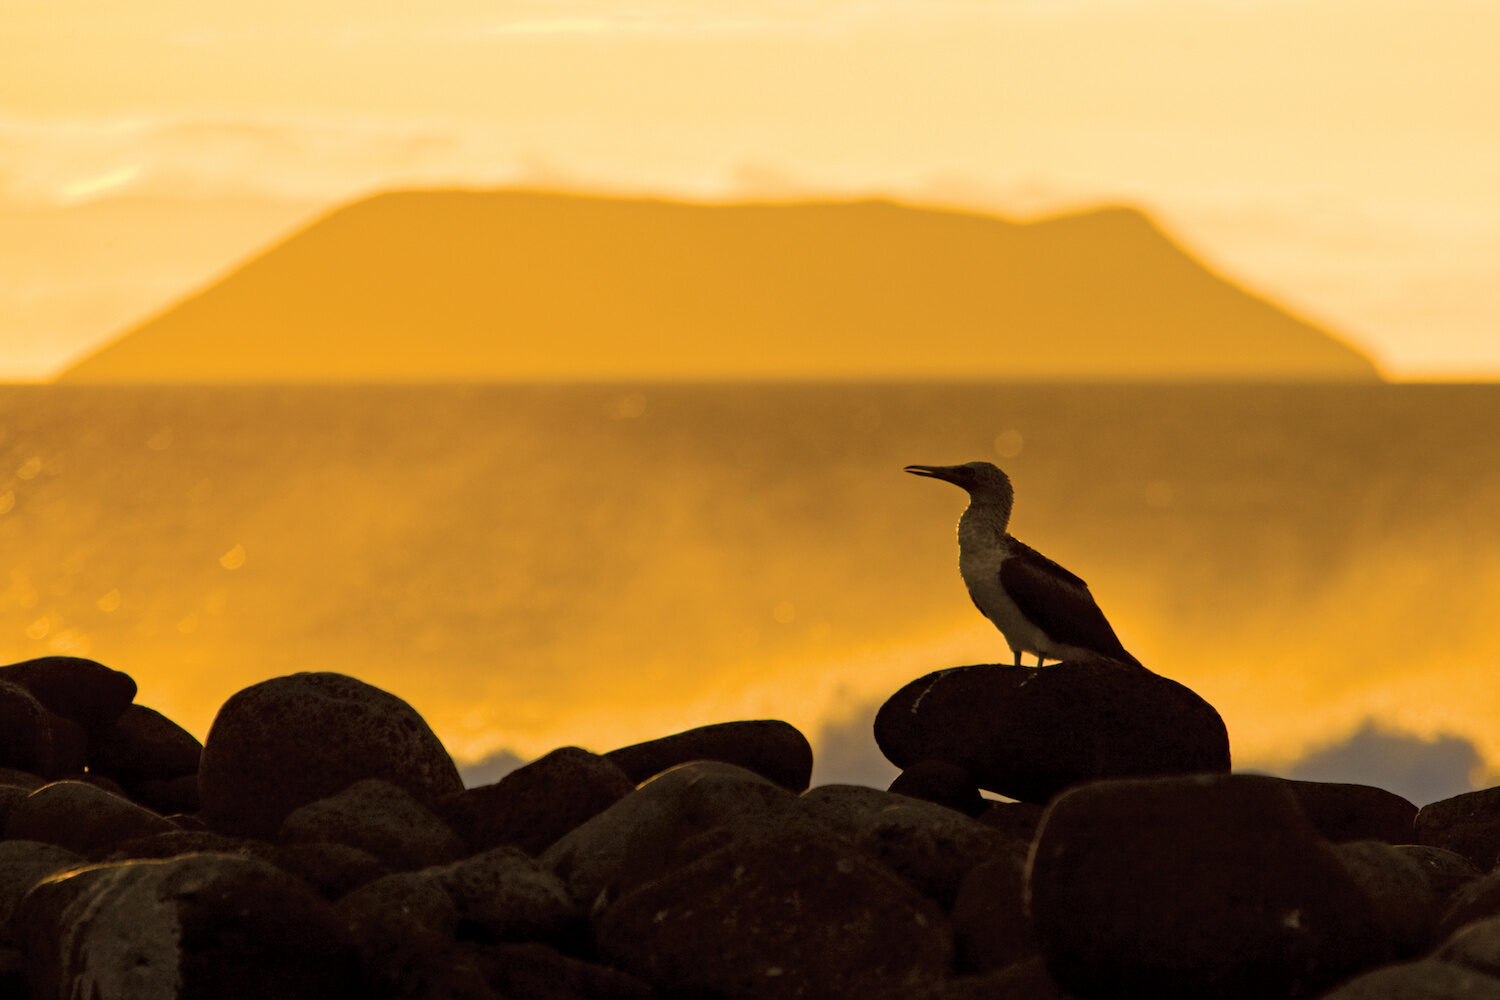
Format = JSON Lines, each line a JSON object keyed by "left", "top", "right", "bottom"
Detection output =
{"left": 57, "top": 190, "right": 1380, "bottom": 382}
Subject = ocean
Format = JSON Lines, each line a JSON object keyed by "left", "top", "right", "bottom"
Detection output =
{"left": 2, "top": 382, "right": 1496, "bottom": 800}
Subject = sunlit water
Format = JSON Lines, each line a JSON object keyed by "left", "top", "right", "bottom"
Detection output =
{"left": 2, "top": 383, "right": 1496, "bottom": 799}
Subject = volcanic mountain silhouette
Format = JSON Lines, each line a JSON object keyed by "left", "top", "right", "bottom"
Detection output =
{"left": 58, "top": 190, "right": 1379, "bottom": 381}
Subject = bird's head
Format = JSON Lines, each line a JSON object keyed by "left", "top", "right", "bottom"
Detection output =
{"left": 904, "top": 461, "right": 1014, "bottom": 506}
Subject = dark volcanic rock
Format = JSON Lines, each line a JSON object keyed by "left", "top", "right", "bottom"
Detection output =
{"left": 875, "top": 661, "right": 1229, "bottom": 803}
{"left": 430, "top": 846, "right": 579, "bottom": 944}
{"left": 1438, "top": 914, "right": 1500, "bottom": 977}
{"left": 802, "top": 784, "right": 1020, "bottom": 907}
{"left": 1268, "top": 777, "right": 1418, "bottom": 844}
{"left": 438, "top": 746, "right": 634, "bottom": 856}
{"left": 606, "top": 719, "right": 814, "bottom": 791}
{"left": 1438, "top": 872, "right": 1500, "bottom": 940}
{"left": 134, "top": 773, "right": 201, "bottom": 815}
{"left": 877, "top": 957, "right": 1073, "bottom": 1000}
{"left": 471, "top": 942, "right": 654, "bottom": 1000}
{"left": 106, "top": 829, "right": 273, "bottom": 864}
{"left": 0, "top": 656, "right": 136, "bottom": 736}
{"left": 336, "top": 870, "right": 474, "bottom": 998}
{"left": 951, "top": 854, "right": 1034, "bottom": 974}
{"left": 1396, "top": 844, "right": 1484, "bottom": 903}
{"left": 1027, "top": 773, "right": 1388, "bottom": 999}
{"left": 19, "top": 853, "right": 361, "bottom": 999}
{"left": 88, "top": 703, "right": 203, "bottom": 788}
{"left": 198, "top": 672, "right": 463, "bottom": 839}
{"left": 0, "top": 841, "right": 82, "bottom": 938}
{"left": 1418, "top": 786, "right": 1500, "bottom": 872}
{"left": 0, "top": 769, "right": 44, "bottom": 791}
{"left": 272, "top": 842, "right": 391, "bottom": 900}
{"left": 1319, "top": 958, "right": 1500, "bottom": 999}
{"left": 279, "top": 778, "right": 466, "bottom": 870}
{"left": 337, "top": 852, "right": 580, "bottom": 996}
{"left": 0, "top": 786, "right": 27, "bottom": 833}
{"left": 4, "top": 780, "right": 173, "bottom": 858}
{"left": 542, "top": 760, "right": 826, "bottom": 906}
{"left": 977, "top": 801, "right": 1046, "bottom": 844}
{"left": 0, "top": 681, "right": 77, "bottom": 778}
{"left": 889, "top": 759, "right": 987, "bottom": 817}
{"left": 1334, "top": 840, "right": 1438, "bottom": 957}
{"left": 596, "top": 828, "right": 952, "bottom": 999}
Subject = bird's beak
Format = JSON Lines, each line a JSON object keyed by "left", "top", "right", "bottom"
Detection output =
{"left": 904, "top": 464, "right": 964, "bottom": 484}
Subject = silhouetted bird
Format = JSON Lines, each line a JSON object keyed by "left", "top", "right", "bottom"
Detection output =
{"left": 905, "top": 461, "right": 1140, "bottom": 668}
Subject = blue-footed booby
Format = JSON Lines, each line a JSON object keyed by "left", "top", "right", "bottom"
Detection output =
{"left": 905, "top": 461, "right": 1140, "bottom": 668}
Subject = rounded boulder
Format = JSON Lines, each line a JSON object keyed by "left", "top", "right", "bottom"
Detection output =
{"left": 1027, "top": 773, "right": 1389, "bottom": 998}
{"left": 5, "top": 781, "right": 173, "bottom": 858}
{"left": 875, "top": 661, "right": 1229, "bottom": 803}
{"left": 596, "top": 828, "right": 952, "bottom": 998}
{"left": 199, "top": 673, "right": 462, "bottom": 839}
{"left": 19, "top": 854, "right": 360, "bottom": 999}
{"left": 605, "top": 719, "right": 814, "bottom": 792}
{"left": 0, "top": 657, "right": 137, "bottom": 737}
{"left": 87, "top": 704, "right": 203, "bottom": 790}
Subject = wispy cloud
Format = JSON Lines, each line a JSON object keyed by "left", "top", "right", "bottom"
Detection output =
{"left": 0, "top": 115, "right": 524, "bottom": 206}
{"left": 58, "top": 164, "right": 143, "bottom": 204}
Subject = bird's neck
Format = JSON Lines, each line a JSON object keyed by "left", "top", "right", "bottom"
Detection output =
{"left": 958, "top": 500, "right": 1012, "bottom": 547}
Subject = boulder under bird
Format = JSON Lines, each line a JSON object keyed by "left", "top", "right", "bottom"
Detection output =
{"left": 905, "top": 461, "right": 1140, "bottom": 668}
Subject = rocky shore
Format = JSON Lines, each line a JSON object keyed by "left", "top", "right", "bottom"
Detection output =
{"left": 3, "top": 654, "right": 1500, "bottom": 998}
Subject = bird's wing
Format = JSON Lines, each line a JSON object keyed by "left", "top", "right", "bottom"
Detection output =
{"left": 1001, "top": 540, "right": 1133, "bottom": 661}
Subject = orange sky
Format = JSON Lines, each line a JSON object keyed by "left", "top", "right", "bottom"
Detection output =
{"left": 3, "top": 0, "right": 1498, "bottom": 379}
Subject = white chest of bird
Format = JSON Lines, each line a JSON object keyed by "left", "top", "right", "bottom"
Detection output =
{"left": 957, "top": 513, "right": 1052, "bottom": 662}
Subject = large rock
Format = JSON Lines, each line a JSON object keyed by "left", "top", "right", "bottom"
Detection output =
{"left": 606, "top": 720, "right": 814, "bottom": 791}
{"left": 18, "top": 854, "right": 361, "bottom": 999}
{"left": 977, "top": 801, "right": 1046, "bottom": 845}
{"left": 429, "top": 847, "right": 579, "bottom": 945}
{"left": 336, "top": 870, "right": 477, "bottom": 998}
{"left": 437, "top": 747, "right": 634, "bottom": 856}
{"left": 198, "top": 672, "right": 462, "bottom": 839}
{"left": 1333, "top": 840, "right": 1439, "bottom": 958}
{"left": 950, "top": 854, "right": 1034, "bottom": 974}
{"left": 889, "top": 759, "right": 987, "bottom": 818}
{"left": 470, "top": 942, "right": 654, "bottom": 1000}
{"left": 134, "top": 774, "right": 201, "bottom": 816}
{"left": 1269, "top": 778, "right": 1417, "bottom": 844}
{"left": 336, "top": 852, "right": 580, "bottom": 996}
{"left": 875, "top": 661, "right": 1229, "bottom": 803}
{"left": 595, "top": 828, "right": 953, "bottom": 999}
{"left": 87, "top": 704, "right": 203, "bottom": 789}
{"left": 541, "top": 760, "right": 826, "bottom": 906}
{"left": 4, "top": 781, "right": 173, "bottom": 858}
{"left": 1437, "top": 914, "right": 1500, "bottom": 978}
{"left": 272, "top": 842, "right": 391, "bottom": 900}
{"left": 279, "top": 778, "right": 466, "bottom": 870}
{"left": 106, "top": 829, "right": 272, "bottom": 865}
{"left": 0, "top": 841, "right": 82, "bottom": 940}
{"left": 1438, "top": 872, "right": 1500, "bottom": 940}
{"left": 0, "top": 681, "right": 81, "bottom": 778}
{"left": 0, "top": 770, "right": 44, "bottom": 791}
{"left": 1319, "top": 959, "right": 1500, "bottom": 999}
{"left": 1418, "top": 786, "right": 1500, "bottom": 872}
{"left": 1027, "top": 773, "right": 1388, "bottom": 999}
{"left": 1396, "top": 844, "right": 1483, "bottom": 903}
{"left": 873, "top": 958, "right": 1072, "bottom": 1000}
{"left": 802, "top": 784, "right": 1021, "bottom": 907}
{"left": 0, "top": 657, "right": 136, "bottom": 736}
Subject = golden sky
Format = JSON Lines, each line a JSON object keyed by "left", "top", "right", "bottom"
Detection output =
{"left": 3, "top": 0, "right": 1497, "bottom": 378}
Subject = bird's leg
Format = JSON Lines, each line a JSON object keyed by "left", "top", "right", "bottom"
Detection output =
{"left": 1036, "top": 653, "right": 1047, "bottom": 667}
{"left": 1013, "top": 649, "right": 1022, "bottom": 668}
